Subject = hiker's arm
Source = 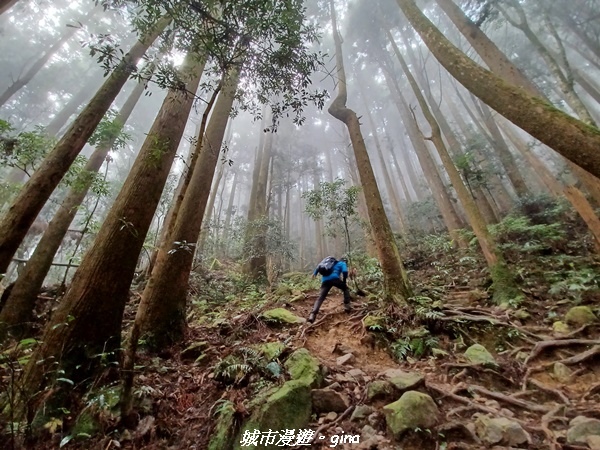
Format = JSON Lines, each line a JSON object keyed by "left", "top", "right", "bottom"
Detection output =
{"left": 312, "top": 268, "right": 318, "bottom": 278}
{"left": 341, "top": 262, "right": 348, "bottom": 283}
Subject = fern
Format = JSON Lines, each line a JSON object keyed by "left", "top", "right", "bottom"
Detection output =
{"left": 415, "top": 306, "right": 445, "bottom": 320}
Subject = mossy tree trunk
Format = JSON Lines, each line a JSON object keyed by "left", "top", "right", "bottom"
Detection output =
{"left": 328, "top": 0, "right": 411, "bottom": 304}
{"left": 0, "top": 77, "right": 147, "bottom": 338}
{"left": 395, "top": 0, "right": 600, "bottom": 180}
{"left": 0, "top": 17, "right": 169, "bottom": 275}
{"left": 13, "top": 51, "right": 203, "bottom": 418}
{"left": 135, "top": 66, "right": 240, "bottom": 350}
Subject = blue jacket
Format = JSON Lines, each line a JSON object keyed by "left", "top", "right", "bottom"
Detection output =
{"left": 314, "top": 260, "right": 348, "bottom": 282}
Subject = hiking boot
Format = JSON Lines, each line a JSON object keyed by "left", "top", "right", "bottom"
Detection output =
{"left": 344, "top": 303, "right": 352, "bottom": 314}
{"left": 307, "top": 312, "right": 316, "bottom": 323}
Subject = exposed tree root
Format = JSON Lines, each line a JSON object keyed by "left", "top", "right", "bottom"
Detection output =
{"left": 582, "top": 382, "right": 600, "bottom": 401}
{"left": 465, "top": 384, "right": 551, "bottom": 413}
{"left": 527, "top": 378, "right": 570, "bottom": 405}
{"left": 524, "top": 339, "right": 600, "bottom": 365}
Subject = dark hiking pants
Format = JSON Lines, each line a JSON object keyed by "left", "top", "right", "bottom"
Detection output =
{"left": 311, "top": 278, "right": 351, "bottom": 315}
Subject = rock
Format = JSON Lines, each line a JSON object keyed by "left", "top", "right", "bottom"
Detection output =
{"left": 464, "top": 344, "right": 496, "bottom": 366}
{"left": 361, "top": 425, "right": 377, "bottom": 439}
{"left": 382, "top": 391, "right": 439, "bottom": 439}
{"left": 180, "top": 341, "right": 209, "bottom": 360}
{"left": 234, "top": 380, "right": 312, "bottom": 450}
{"left": 327, "top": 382, "right": 342, "bottom": 391}
{"left": 565, "top": 306, "right": 597, "bottom": 327}
{"left": 261, "top": 308, "right": 305, "bottom": 324}
{"left": 552, "top": 321, "right": 571, "bottom": 334}
{"left": 366, "top": 380, "right": 396, "bottom": 402}
{"left": 326, "top": 411, "right": 338, "bottom": 421}
{"left": 312, "top": 388, "right": 350, "bottom": 413}
{"left": 336, "top": 353, "right": 355, "bottom": 366}
{"left": 207, "top": 401, "right": 236, "bottom": 450}
{"left": 379, "top": 369, "right": 424, "bottom": 392}
{"left": 351, "top": 405, "right": 375, "bottom": 422}
{"left": 347, "top": 368, "right": 366, "bottom": 381}
{"left": 333, "top": 343, "right": 355, "bottom": 355}
{"left": 567, "top": 416, "right": 600, "bottom": 444}
{"left": 367, "top": 411, "right": 385, "bottom": 429}
{"left": 553, "top": 362, "right": 572, "bottom": 383}
{"left": 255, "top": 342, "right": 286, "bottom": 361}
{"left": 513, "top": 309, "right": 530, "bottom": 320}
{"left": 284, "top": 349, "right": 323, "bottom": 388}
{"left": 587, "top": 435, "right": 600, "bottom": 450}
{"left": 274, "top": 284, "right": 293, "bottom": 297}
{"left": 474, "top": 415, "right": 530, "bottom": 446}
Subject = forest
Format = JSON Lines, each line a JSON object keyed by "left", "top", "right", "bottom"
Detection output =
{"left": 0, "top": 0, "right": 599, "bottom": 448}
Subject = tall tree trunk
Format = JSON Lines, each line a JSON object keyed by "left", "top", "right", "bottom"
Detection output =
{"left": 0, "top": 17, "right": 168, "bottom": 275}
{"left": 435, "top": 0, "right": 600, "bottom": 204}
{"left": 220, "top": 169, "right": 238, "bottom": 257}
{"left": 135, "top": 66, "right": 240, "bottom": 349}
{"left": 499, "top": 123, "right": 564, "bottom": 197}
{"left": 476, "top": 100, "right": 531, "bottom": 197}
{"left": 14, "top": 51, "right": 203, "bottom": 417}
{"left": 450, "top": 85, "right": 514, "bottom": 213}
{"left": 245, "top": 127, "right": 274, "bottom": 277}
{"left": 393, "top": 28, "right": 520, "bottom": 303}
{"left": 0, "top": 9, "right": 94, "bottom": 106}
{"left": 44, "top": 73, "right": 104, "bottom": 137}
{"left": 0, "top": 77, "right": 147, "bottom": 336}
{"left": 395, "top": 0, "right": 600, "bottom": 180}
{"left": 434, "top": 0, "right": 542, "bottom": 96}
{"left": 495, "top": 1, "right": 596, "bottom": 126}
{"left": 0, "top": 0, "right": 18, "bottom": 15}
{"left": 383, "top": 66, "right": 464, "bottom": 237}
{"left": 558, "top": 12, "right": 600, "bottom": 62}
{"left": 358, "top": 84, "right": 407, "bottom": 234}
{"left": 328, "top": 0, "right": 411, "bottom": 304}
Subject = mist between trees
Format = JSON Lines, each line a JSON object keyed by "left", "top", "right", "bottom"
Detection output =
{"left": 0, "top": 0, "right": 599, "bottom": 447}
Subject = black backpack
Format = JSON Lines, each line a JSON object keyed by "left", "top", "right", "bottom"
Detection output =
{"left": 317, "top": 256, "right": 337, "bottom": 276}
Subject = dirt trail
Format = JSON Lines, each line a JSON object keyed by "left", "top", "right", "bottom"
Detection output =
{"left": 291, "top": 292, "right": 398, "bottom": 375}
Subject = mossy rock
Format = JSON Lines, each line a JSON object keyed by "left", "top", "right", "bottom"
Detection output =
{"left": 366, "top": 380, "right": 396, "bottom": 402}
{"left": 261, "top": 308, "right": 304, "bottom": 324}
{"left": 284, "top": 348, "right": 323, "bottom": 388}
{"left": 255, "top": 342, "right": 286, "bottom": 361}
{"left": 208, "top": 401, "right": 238, "bottom": 450}
{"left": 234, "top": 380, "right": 312, "bottom": 450}
{"left": 464, "top": 344, "right": 496, "bottom": 366}
{"left": 565, "top": 306, "right": 597, "bottom": 327}
{"left": 274, "top": 284, "right": 293, "bottom": 297}
{"left": 552, "top": 321, "right": 571, "bottom": 334}
{"left": 383, "top": 391, "right": 439, "bottom": 439}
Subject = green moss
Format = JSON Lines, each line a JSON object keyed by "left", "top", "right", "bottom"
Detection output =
{"left": 234, "top": 380, "right": 312, "bottom": 450}
{"left": 255, "top": 342, "right": 286, "bottom": 361}
{"left": 208, "top": 401, "right": 238, "bottom": 450}
{"left": 284, "top": 348, "right": 322, "bottom": 388}
{"left": 260, "top": 308, "right": 304, "bottom": 324}
{"left": 464, "top": 344, "right": 496, "bottom": 366}
{"left": 565, "top": 306, "right": 597, "bottom": 326}
{"left": 490, "top": 262, "right": 522, "bottom": 306}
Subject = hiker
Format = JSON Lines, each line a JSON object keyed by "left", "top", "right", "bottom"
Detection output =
{"left": 308, "top": 256, "right": 351, "bottom": 323}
